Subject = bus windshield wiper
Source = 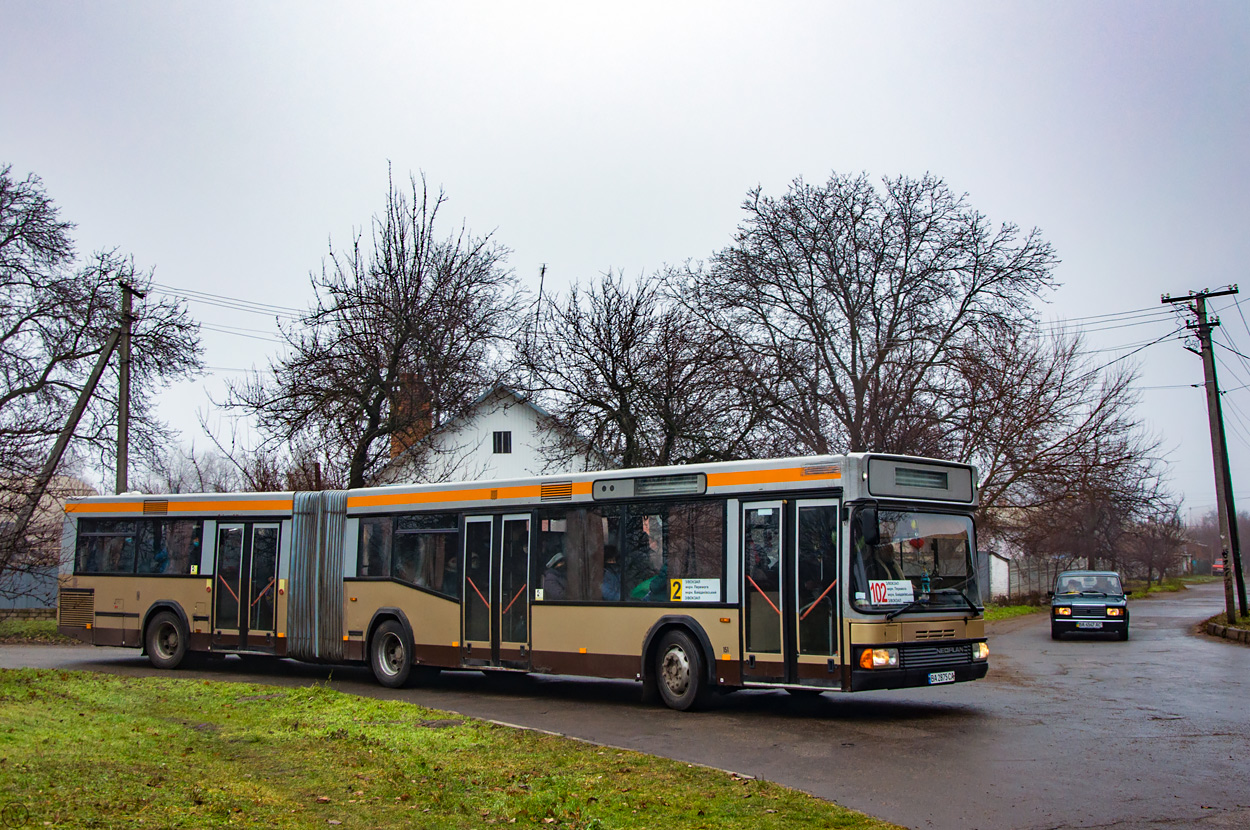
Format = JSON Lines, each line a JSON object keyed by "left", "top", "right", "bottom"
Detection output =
{"left": 932, "top": 587, "right": 980, "bottom": 615}
{"left": 885, "top": 598, "right": 928, "bottom": 621}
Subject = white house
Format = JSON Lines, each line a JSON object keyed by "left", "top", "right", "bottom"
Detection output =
{"left": 376, "top": 385, "right": 608, "bottom": 484}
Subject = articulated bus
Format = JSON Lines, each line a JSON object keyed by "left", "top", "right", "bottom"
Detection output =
{"left": 57, "top": 453, "right": 988, "bottom": 710}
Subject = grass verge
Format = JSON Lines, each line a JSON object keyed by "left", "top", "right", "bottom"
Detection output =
{"left": 0, "top": 669, "right": 900, "bottom": 829}
{"left": 1207, "top": 612, "right": 1250, "bottom": 632}
{"left": 0, "top": 617, "right": 74, "bottom": 644}
{"left": 983, "top": 604, "right": 1042, "bottom": 622}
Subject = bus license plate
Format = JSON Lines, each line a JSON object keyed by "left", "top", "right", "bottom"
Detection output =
{"left": 928, "top": 670, "right": 955, "bottom": 685}
{"left": 1077, "top": 621, "right": 1103, "bottom": 629}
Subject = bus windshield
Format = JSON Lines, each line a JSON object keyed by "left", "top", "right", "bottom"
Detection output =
{"left": 850, "top": 509, "right": 981, "bottom": 613}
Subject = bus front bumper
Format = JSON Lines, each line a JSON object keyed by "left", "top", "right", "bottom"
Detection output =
{"left": 849, "top": 660, "right": 988, "bottom": 692}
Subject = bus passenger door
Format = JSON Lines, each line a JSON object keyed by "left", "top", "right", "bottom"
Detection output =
{"left": 213, "top": 522, "right": 280, "bottom": 651}
{"left": 461, "top": 517, "right": 493, "bottom": 664}
{"left": 742, "top": 502, "right": 785, "bottom": 681}
{"left": 794, "top": 500, "right": 840, "bottom": 687}
{"left": 497, "top": 514, "right": 531, "bottom": 669}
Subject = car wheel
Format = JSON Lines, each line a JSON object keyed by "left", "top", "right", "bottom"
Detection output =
{"left": 370, "top": 620, "right": 412, "bottom": 688}
{"left": 1119, "top": 628, "right": 1129, "bottom": 641}
{"left": 656, "top": 629, "right": 708, "bottom": 711}
{"left": 146, "top": 611, "right": 188, "bottom": 669}
{"left": 1050, "top": 624, "right": 1061, "bottom": 641}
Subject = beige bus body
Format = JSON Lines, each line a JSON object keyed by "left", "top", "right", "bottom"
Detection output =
{"left": 59, "top": 453, "right": 988, "bottom": 708}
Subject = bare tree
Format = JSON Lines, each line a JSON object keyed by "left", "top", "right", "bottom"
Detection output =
{"left": 135, "top": 443, "right": 247, "bottom": 494}
{"left": 517, "top": 271, "right": 769, "bottom": 470}
{"left": 951, "top": 327, "right": 1170, "bottom": 545}
{"left": 226, "top": 171, "right": 519, "bottom": 488}
{"left": 677, "top": 172, "right": 1058, "bottom": 456}
{"left": 1126, "top": 509, "right": 1187, "bottom": 587}
{"left": 0, "top": 164, "right": 202, "bottom": 586}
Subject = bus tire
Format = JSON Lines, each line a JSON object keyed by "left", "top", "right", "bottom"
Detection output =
{"left": 656, "top": 629, "right": 708, "bottom": 711}
{"left": 146, "top": 610, "right": 188, "bottom": 670}
{"left": 370, "top": 620, "right": 412, "bottom": 688}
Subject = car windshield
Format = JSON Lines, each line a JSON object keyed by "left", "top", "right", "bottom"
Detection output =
{"left": 1055, "top": 574, "right": 1122, "bottom": 595}
{"left": 850, "top": 509, "right": 981, "bottom": 612}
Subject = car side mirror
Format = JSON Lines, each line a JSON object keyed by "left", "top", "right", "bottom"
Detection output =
{"left": 856, "top": 506, "right": 880, "bottom": 547}
{"left": 1046, "top": 590, "right": 1054, "bottom": 599}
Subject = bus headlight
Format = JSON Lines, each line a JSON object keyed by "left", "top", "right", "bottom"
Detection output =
{"left": 972, "top": 642, "right": 989, "bottom": 661}
{"left": 859, "top": 648, "right": 898, "bottom": 669}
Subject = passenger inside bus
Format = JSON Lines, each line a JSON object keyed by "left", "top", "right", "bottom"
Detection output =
{"left": 543, "top": 552, "right": 568, "bottom": 599}
{"left": 601, "top": 544, "right": 620, "bottom": 601}
{"left": 867, "top": 545, "right": 906, "bottom": 581}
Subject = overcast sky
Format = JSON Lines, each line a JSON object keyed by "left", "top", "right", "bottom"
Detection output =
{"left": 3, "top": 1, "right": 1248, "bottom": 515}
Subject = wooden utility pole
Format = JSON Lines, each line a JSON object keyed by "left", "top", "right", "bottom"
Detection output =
{"left": 1162, "top": 286, "right": 1247, "bottom": 621}
{"left": 2, "top": 327, "right": 122, "bottom": 572}
{"left": 115, "top": 282, "right": 146, "bottom": 494}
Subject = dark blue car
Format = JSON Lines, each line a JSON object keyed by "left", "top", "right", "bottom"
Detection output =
{"left": 1050, "top": 570, "right": 1130, "bottom": 641}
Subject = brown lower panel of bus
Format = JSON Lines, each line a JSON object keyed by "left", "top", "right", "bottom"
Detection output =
{"left": 413, "top": 643, "right": 459, "bottom": 669}
{"left": 529, "top": 650, "right": 638, "bottom": 679}
{"left": 91, "top": 626, "right": 140, "bottom": 648}
{"left": 796, "top": 659, "right": 843, "bottom": 682}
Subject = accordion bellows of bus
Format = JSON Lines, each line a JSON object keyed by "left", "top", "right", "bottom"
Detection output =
{"left": 58, "top": 453, "right": 989, "bottom": 710}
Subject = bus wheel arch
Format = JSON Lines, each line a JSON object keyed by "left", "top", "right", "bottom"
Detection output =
{"left": 641, "top": 617, "right": 716, "bottom": 711}
{"left": 366, "top": 609, "right": 415, "bottom": 688}
{"left": 144, "top": 607, "right": 190, "bottom": 670}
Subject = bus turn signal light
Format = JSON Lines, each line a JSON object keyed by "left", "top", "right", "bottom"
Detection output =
{"left": 859, "top": 648, "right": 898, "bottom": 669}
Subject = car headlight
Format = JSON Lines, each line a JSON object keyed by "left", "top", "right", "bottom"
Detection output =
{"left": 1107, "top": 607, "right": 1123, "bottom": 617}
{"left": 859, "top": 648, "right": 899, "bottom": 669}
{"left": 972, "top": 641, "right": 989, "bottom": 661}
{"left": 1055, "top": 607, "right": 1072, "bottom": 616}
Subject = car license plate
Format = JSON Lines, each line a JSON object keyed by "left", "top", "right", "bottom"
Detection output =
{"left": 928, "top": 670, "right": 955, "bottom": 685}
{"left": 1076, "top": 621, "right": 1103, "bottom": 629}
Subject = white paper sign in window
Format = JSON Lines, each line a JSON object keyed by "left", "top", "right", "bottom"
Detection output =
{"left": 868, "top": 579, "right": 914, "bottom": 605}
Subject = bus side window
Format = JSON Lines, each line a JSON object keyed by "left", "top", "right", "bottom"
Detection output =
{"left": 358, "top": 518, "right": 392, "bottom": 578}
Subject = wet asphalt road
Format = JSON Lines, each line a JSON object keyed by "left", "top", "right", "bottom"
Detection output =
{"left": 4, "top": 582, "right": 1248, "bottom": 829}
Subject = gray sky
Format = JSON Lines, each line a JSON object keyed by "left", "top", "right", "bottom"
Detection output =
{"left": 3, "top": 1, "right": 1248, "bottom": 516}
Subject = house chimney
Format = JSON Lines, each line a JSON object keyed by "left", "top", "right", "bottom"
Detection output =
{"left": 390, "top": 373, "right": 433, "bottom": 459}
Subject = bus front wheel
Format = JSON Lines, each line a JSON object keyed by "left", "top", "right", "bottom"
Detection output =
{"left": 370, "top": 620, "right": 412, "bottom": 688}
{"left": 656, "top": 629, "right": 708, "bottom": 711}
{"left": 145, "top": 611, "right": 188, "bottom": 670}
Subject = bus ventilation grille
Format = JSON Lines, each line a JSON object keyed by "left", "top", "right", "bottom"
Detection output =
{"left": 801, "top": 464, "right": 840, "bottom": 477}
{"left": 58, "top": 588, "right": 94, "bottom": 627}
{"left": 540, "top": 482, "right": 574, "bottom": 502}
{"left": 143, "top": 499, "right": 169, "bottom": 515}
{"left": 914, "top": 628, "right": 957, "bottom": 640}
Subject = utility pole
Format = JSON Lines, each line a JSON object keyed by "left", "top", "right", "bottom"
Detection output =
{"left": 115, "top": 282, "right": 146, "bottom": 494}
{"left": 1162, "top": 286, "right": 1247, "bottom": 621}
{"left": 1, "top": 327, "right": 122, "bottom": 574}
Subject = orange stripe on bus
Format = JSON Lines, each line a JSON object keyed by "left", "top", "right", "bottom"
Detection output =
{"left": 66, "top": 498, "right": 294, "bottom": 514}
{"left": 706, "top": 467, "right": 840, "bottom": 487}
{"left": 347, "top": 481, "right": 593, "bottom": 509}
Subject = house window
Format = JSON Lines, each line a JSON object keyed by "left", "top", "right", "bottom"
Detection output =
{"left": 493, "top": 431, "right": 512, "bottom": 454}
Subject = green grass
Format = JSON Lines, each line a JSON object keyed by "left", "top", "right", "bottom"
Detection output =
{"left": 0, "top": 669, "right": 899, "bottom": 829}
{"left": 0, "top": 617, "right": 74, "bottom": 644}
{"left": 982, "top": 604, "right": 1043, "bottom": 622}
{"left": 1209, "top": 612, "right": 1250, "bottom": 632}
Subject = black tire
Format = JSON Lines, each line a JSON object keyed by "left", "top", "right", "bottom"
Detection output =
{"left": 1051, "top": 625, "right": 1061, "bottom": 641}
{"left": 370, "top": 620, "right": 412, "bottom": 688}
{"left": 787, "top": 687, "right": 825, "bottom": 698}
{"left": 146, "top": 610, "right": 188, "bottom": 670}
{"left": 655, "top": 629, "right": 708, "bottom": 711}
{"left": 1119, "top": 628, "right": 1130, "bottom": 641}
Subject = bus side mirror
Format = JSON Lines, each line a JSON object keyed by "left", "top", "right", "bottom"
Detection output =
{"left": 857, "top": 506, "right": 880, "bottom": 547}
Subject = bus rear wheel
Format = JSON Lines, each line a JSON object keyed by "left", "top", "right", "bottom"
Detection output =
{"left": 656, "top": 630, "right": 708, "bottom": 711}
{"left": 370, "top": 620, "right": 412, "bottom": 688}
{"left": 146, "top": 611, "right": 188, "bottom": 670}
